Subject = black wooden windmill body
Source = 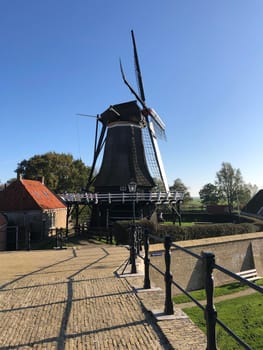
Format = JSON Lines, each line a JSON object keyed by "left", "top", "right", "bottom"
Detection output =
{"left": 86, "top": 31, "right": 174, "bottom": 225}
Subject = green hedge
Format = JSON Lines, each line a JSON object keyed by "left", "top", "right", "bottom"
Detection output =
{"left": 113, "top": 219, "right": 156, "bottom": 245}
{"left": 157, "top": 223, "right": 258, "bottom": 241}
{"left": 112, "top": 221, "right": 258, "bottom": 245}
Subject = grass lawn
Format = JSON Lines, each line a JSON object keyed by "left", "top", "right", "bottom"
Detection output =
{"left": 184, "top": 293, "right": 263, "bottom": 349}
{"left": 182, "top": 197, "right": 203, "bottom": 209}
{"left": 173, "top": 279, "right": 263, "bottom": 304}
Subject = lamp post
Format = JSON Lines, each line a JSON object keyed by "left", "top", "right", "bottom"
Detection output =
{"left": 128, "top": 181, "right": 137, "bottom": 222}
{"left": 128, "top": 181, "right": 137, "bottom": 273}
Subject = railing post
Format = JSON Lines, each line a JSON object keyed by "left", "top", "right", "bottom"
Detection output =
{"left": 130, "top": 224, "right": 137, "bottom": 274}
{"left": 202, "top": 252, "right": 217, "bottom": 350}
{"left": 143, "top": 229, "right": 151, "bottom": 289}
{"left": 137, "top": 226, "right": 142, "bottom": 252}
{"left": 164, "top": 235, "right": 174, "bottom": 315}
{"left": 109, "top": 226, "right": 113, "bottom": 245}
{"left": 55, "top": 228, "right": 59, "bottom": 248}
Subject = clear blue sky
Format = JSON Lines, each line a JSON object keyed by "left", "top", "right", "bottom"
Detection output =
{"left": 1, "top": 0, "right": 263, "bottom": 196}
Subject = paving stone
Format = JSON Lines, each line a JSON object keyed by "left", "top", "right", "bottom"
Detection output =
{"left": 0, "top": 244, "right": 207, "bottom": 349}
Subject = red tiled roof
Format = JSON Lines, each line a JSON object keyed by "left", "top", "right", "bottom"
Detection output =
{"left": 0, "top": 179, "right": 66, "bottom": 211}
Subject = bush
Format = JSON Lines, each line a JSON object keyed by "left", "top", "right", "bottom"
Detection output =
{"left": 112, "top": 221, "right": 130, "bottom": 245}
{"left": 112, "top": 221, "right": 258, "bottom": 245}
{"left": 138, "top": 218, "right": 156, "bottom": 233}
{"left": 112, "top": 219, "right": 156, "bottom": 245}
{"left": 157, "top": 223, "right": 258, "bottom": 241}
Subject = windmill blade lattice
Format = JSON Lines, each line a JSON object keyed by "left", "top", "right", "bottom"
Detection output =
{"left": 146, "top": 108, "right": 166, "bottom": 140}
{"left": 142, "top": 127, "right": 164, "bottom": 189}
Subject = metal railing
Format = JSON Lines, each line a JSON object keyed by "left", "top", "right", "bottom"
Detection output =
{"left": 132, "top": 229, "right": 263, "bottom": 350}
{"left": 58, "top": 191, "right": 184, "bottom": 204}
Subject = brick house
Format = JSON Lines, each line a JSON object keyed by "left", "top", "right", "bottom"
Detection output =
{"left": 0, "top": 178, "right": 67, "bottom": 249}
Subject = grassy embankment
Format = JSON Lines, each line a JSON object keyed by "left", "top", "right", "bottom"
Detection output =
{"left": 173, "top": 280, "right": 263, "bottom": 349}
{"left": 184, "top": 293, "right": 263, "bottom": 349}
{"left": 173, "top": 279, "right": 263, "bottom": 304}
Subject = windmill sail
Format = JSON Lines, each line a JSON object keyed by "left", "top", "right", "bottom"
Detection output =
{"left": 142, "top": 127, "right": 163, "bottom": 189}
{"left": 142, "top": 123, "right": 169, "bottom": 192}
{"left": 146, "top": 108, "right": 166, "bottom": 140}
{"left": 120, "top": 30, "right": 169, "bottom": 192}
{"left": 131, "top": 30, "right": 146, "bottom": 103}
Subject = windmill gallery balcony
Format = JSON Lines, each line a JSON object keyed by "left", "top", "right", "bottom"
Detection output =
{"left": 59, "top": 191, "right": 184, "bottom": 205}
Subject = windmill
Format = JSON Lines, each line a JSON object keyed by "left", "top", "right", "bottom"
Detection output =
{"left": 59, "top": 31, "right": 184, "bottom": 232}
{"left": 86, "top": 30, "right": 169, "bottom": 195}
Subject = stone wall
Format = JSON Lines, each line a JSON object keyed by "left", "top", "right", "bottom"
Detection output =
{"left": 148, "top": 232, "right": 263, "bottom": 294}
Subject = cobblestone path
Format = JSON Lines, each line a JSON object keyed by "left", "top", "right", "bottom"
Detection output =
{"left": 0, "top": 244, "right": 206, "bottom": 349}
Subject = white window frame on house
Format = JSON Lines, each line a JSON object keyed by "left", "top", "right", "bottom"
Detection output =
{"left": 45, "top": 210, "right": 56, "bottom": 230}
{"left": 50, "top": 211, "right": 56, "bottom": 228}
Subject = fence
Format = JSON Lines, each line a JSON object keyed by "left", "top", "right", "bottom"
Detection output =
{"left": 59, "top": 191, "right": 184, "bottom": 204}
{"left": 133, "top": 228, "right": 263, "bottom": 350}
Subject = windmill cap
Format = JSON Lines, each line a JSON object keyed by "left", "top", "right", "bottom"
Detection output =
{"left": 100, "top": 100, "right": 143, "bottom": 125}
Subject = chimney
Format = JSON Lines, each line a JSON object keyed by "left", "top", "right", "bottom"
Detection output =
{"left": 17, "top": 173, "right": 23, "bottom": 181}
{"left": 37, "top": 176, "right": 45, "bottom": 184}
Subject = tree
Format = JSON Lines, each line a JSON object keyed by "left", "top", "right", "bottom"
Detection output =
{"left": 152, "top": 178, "right": 165, "bottom": 192}
{"left": 245, "top": 183, "right": 258, "bottom": 198}
{"left": 199, "top": 164, "right": 257, "bottom": 212}
{"left": 15, "top": 152, "right": 91, "bottom": 193}
{"left": 199, "top": 183, "right": 220, "bottom": 205}
{"left": 236, "top": 183, "right": 255, "bottom": 209}
{"left": 215, "top": 162, "right": 244, "bottom": 214}
{"left": 169, "top": 178, "right": 192, "bottom": 202}
{"left": 6, "top": 178, "right": 17, "bottom": 185}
